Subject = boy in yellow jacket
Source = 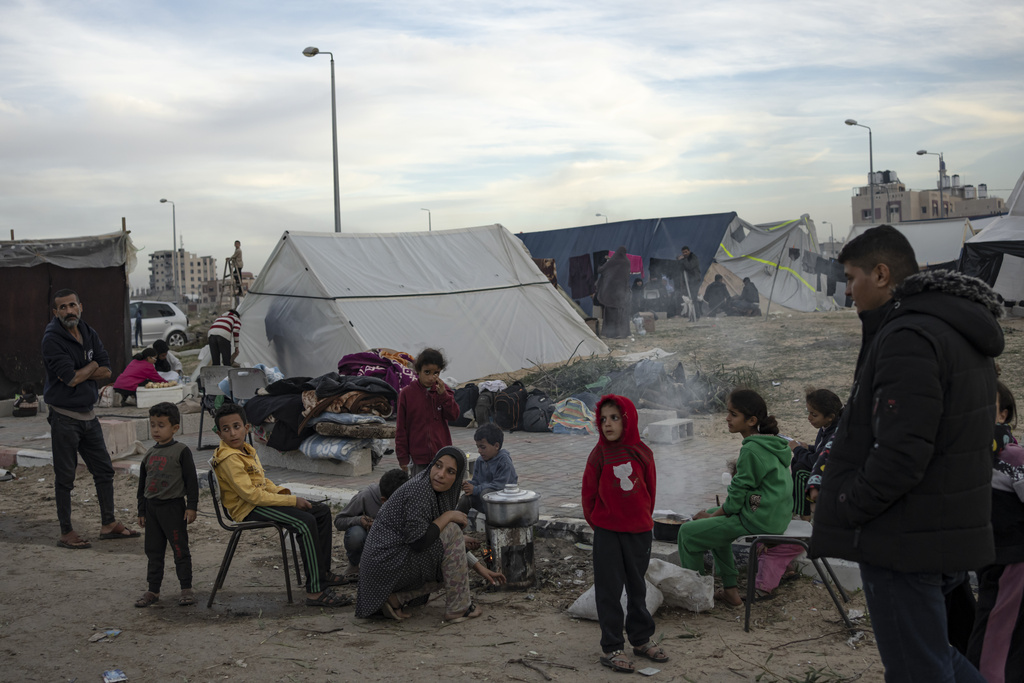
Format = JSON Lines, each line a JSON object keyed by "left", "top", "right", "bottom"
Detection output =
{"left": 211, "top": 404, "right": 349, "bottom": 607}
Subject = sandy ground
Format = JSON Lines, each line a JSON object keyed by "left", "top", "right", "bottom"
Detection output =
{"left": 5, "top": 309, "right": 1024, "bottom": 682}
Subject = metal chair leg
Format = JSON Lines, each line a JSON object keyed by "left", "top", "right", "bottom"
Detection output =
{"left": 276, "top": 527, "right": 293, "bottom": 604}
{"left": 820, "top": 558, "right": 850, "bottom": 602}
{"left": 744, "top": 540, "right": 760, "bottom": 632}
{"left": 810, "top": 558, "right": 855, "bottom": 629}
{"left": 207, "top": 531, "right": 242, "bottom": 608}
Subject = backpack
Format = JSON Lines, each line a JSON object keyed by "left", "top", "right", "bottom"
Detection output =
{"left": 449, "top": 383, "right": 480, "bottom": 428}
{"left": 475, "top": 390, "right": 497, "bottom": 426}
{"left": 522, "top": 389, "right": 555, "bottom": 432}
{"left": 493, "top": 381, "right": 528, "bottom": 432}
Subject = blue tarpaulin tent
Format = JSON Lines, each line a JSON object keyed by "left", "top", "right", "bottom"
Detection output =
{"left": 517, "top": 213, "right": 742, "bottom": 314}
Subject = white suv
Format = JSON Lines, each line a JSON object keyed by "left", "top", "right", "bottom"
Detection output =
{"left": 129, "top": 300, "right": 190, "bottom": 347}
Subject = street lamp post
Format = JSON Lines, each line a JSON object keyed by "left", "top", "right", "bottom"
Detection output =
{"left": 821, "top": 220, "right": 835, "bottom": 258}
{"left": 421, "top": 208, "right": 432, "bottom": 232}
{"left": 159, "top": 198, "right": 178, "bottom": 301}
{"left": 916, "top": 150, "right": 946, "bottom": 218}
{"left": 595, "top": 213, "right": 608, "bottom": 223}
{"left": 303, "top": 46, "right": 342, "bottom": 233}
{"left": 845, "top": 119, "right": 874, "bottom": 224}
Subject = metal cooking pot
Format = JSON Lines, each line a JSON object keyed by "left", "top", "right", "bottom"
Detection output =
{"left": 482, "top": 484, "right": 541, "bottom": 528}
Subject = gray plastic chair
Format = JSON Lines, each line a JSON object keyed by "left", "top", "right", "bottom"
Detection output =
{"left": 228, "top": 367, "right": 268, "bottom": 402}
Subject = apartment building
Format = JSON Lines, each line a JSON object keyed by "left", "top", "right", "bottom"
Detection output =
{"left": 851, "top": 169, "right": 1005, "bottom": 227}
{"left": 148, "top": 250, "right": 218, "bottom": 300}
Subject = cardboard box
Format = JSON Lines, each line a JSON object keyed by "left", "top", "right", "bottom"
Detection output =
{"left": 136, "top": 384, "right": 186, "bottom": 408}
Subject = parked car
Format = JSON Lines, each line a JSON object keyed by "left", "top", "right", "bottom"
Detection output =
{"left": 129, "top": 300, "right": 190, "bottom": 347}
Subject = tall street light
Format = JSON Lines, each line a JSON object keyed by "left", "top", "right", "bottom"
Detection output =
{"left": 917, "top": 150, "right": 946, "bottom": 218}
{"left": 821, "top": 220, "right": 835, "bottom": 258}
{"left": 595, "top": 213, "right": 608, "bottom": 223}
{"left": 845, "top": 119, "right": 874, "bottom": 224}
{"left": 421, "top": 208, "right": 432, "bottom": 232}
{"left": 303, "top": 46, "right": 342, "bottom": 233}
{"left": 159, "top": 198, "right": 178, "bottom": 301}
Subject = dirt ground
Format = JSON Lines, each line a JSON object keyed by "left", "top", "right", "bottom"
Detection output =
{"left": 5, "top": 309, "right": 1023, "bottom": 682}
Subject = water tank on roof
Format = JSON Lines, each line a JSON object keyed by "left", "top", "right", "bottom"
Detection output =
{"left": 952, "top": 174, "right": 961, "bottom": 188}
{"left": 979, "top": 184, "right": 988, "bottom": 198}
{"left": 942, "top": 175, "right": 952, "bottom": 189}
{"left": 964, "top": 185, "right": 976, "bottom": 199}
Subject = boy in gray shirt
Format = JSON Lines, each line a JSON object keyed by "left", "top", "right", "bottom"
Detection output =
{"left": 334, "top": 469, "right": 408, "bottom": 574}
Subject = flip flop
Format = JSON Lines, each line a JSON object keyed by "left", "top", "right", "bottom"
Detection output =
{"left": 305, "top": 589, "right": 352, "bottom": 608}
{"left": 99, "top": 523, "right": 141, "bottom": 540}
{"left": 714, "top": 588, "right": 742, "bottom": 608}
{"left": 599, "top": 650, "right": 635, "bottom": 674}
{"left": 323, "top": 572, "right": 350, "bottom": 587}
{"left": 382, "top": 602, "right": 408, "bottom": 621}
{"left": 178, "top": 589, "right": 195, "bottom": 606}
{"left": 741, "top": 588, "right": 776, "bottom": 602}
{"left": 57, "top": 538, "right": 91, "bottom": 550}
{"left": 443, "top": 603, "right": 481, "bottom": 624}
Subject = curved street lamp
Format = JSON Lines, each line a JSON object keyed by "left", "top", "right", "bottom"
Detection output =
{"left": 595, "top": 213, "right": 608, "bottom": 223}
{"left": 303, "top": 46, "right": 341, "bottom": 232}
{"left": 845, "top": 119, "right": 875, "bottom": 224}
{"left": 917, "top": 150, "right": 946, "bottom": 218}
{"left": 159, "top": 198, "right": 178, "bottom": 300}
{"left": 421, "top": 208, "right": 432, "bottom": 232}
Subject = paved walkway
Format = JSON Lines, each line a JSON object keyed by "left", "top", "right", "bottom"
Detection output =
{"left": 0, "top": 407, "right": 730, "bottom": 519}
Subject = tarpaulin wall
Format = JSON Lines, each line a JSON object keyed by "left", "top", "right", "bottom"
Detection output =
{"left": 0, "top": 232, "right": 135, "bottom": 398}
{"left": 516, "top": 213, "right": 738, "bottom": 315}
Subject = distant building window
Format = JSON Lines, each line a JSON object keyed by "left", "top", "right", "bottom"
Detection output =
{"left": 921, "top": 207, "right": 927, "bottom": 215}
{"left": 862, "top": 209, "right": 872, "bottom": 220}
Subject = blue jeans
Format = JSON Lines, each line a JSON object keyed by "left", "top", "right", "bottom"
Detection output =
{"left": 860, "top": 562, "right": 985, "bottom": 683}
{"left": 344, "top": 525, "right": 367, "bottom": 567}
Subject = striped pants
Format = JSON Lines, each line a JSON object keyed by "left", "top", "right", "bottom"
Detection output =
{"left": 246, "top": 502, "right": 333, "bottom": 594}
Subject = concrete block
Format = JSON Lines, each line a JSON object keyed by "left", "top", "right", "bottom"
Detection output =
{"left": 796, "top": 557, "right": 862, "bottom": 593}
{"left": 646, "top": 418, "right": 694, "bottom": 444}
{"left": 535, "top": 516, "right": 593, "bottom": 544}
{"left": 0, "top": 398, "right": 46, "bottom": 418}
{"left": 256, "top": 443, "right": 373, "bottom": 477}
{"left": 15, "top": 449, "right": 52, "bottom": 467}
{"left": 637, "top": 409, "right": 676, "bottom": 434}
{"left": 651, "top": 540, "right": 681, "bottom": 566}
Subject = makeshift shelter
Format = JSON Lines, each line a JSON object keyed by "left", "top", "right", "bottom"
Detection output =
{"left": 714, "top": 215, "right": 840, "bottom": 312}
{"left": 960, "top": 170, "right": 1024, "bottom": 302}
{"left": 517, "top": 213, "right": 740, "bottom": 315}
{"left": 848, "top": 216, "right": 1001, "bottom": 270}
{"left": 0, "top": 231, "right": 137, "bottom": 398}
{"left": 237, "top": 225, "right": 608, "bottom": 380}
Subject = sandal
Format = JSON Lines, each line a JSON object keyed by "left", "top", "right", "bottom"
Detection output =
{"left": 599, "top": 650, "right": 635, "bottom": 673}
{"left": 714, "top": 588, "right": 742, "bottom": 608}
{"left": 135, "top": 591, "right": 159, "bottom": 608}
{"left": 57, "top": 535, "right": 91, "bottom": 550}
{"left": 178, "top": 589, "right": 195, "bottom": 606}
{"left": 305, "top": 589, "right": 353, "bottom": 608}
{"left": 633, "top": 641, "right": 669, "bottom": 662}
{"left": 443, "top": 603, "right": 481, "bottom": 623}
{"left": 99, "top": 522, "right": 141, "bottom": 540}
{"left": 323, "top": 572, "right": 350, "bottom": 587}
{"left": 382, "top": 601, "right": 408, "bottom": 621}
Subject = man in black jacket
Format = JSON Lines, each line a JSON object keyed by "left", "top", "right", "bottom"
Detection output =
{"left": 810, "top": 226, "right": 1002, "bottom": 682}
{"left": 43, "top": 289, "right": 140, "bottom": 549}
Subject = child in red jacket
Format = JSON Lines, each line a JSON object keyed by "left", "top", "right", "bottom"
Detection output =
{"left": 582, "top": 394, "right": 668, "bottom": 674}
{"left": 395, "top": 348, "right": 460, "bottom": 476}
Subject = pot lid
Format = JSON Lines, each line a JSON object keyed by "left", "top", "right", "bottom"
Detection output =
{"left": 482, "top": 483, "right": 541, "bottom": 503}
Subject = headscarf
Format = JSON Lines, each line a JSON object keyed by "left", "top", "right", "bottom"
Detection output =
{"left": 355, "top": 446, "right": 467, "bottom": 617}
{"left": 596, "top": 246, "right": 631, "bottom": 309}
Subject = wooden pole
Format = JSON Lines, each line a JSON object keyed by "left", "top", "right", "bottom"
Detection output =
{"left": 121, "top": 217, "right": 127, "bottom": 232}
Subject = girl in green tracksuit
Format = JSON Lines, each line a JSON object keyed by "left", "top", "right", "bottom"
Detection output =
{"left": 677, "top": 389, "right": 793, "bottom": 607}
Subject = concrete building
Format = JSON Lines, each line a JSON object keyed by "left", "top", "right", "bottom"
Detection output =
{"left": 148, "top": 250, "right": 218, "bottom": 301}
{"left": 851, "top": 170, "right": 1005, "bottom": 227}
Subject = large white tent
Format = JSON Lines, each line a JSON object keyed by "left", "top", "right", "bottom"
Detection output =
{"left": 847, "top": 216, "right": 1002, "bottom": 268}
{"left": 237, "top": 225, "right": 608, "bottom": 381}
{"left": 715, "top": 215, "right": 840, "bottom": 312}
{"left": 961, "top": 170, "right": 1024, "bottom": 301}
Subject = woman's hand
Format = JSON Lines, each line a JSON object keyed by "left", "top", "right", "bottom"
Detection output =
{"left": 474, "top": 562, "right": 507, "bottom": 586}
{"left": 435, "top": 510, "right": 468, "bottom": 529}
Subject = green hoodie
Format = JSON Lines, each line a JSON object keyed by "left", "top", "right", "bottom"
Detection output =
{"left": 721, "top": 434, "right": 793, "bottom": 534}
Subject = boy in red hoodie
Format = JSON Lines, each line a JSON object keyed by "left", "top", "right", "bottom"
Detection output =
{"left": 582, "top": 395, "right": 669, "bottom": 674}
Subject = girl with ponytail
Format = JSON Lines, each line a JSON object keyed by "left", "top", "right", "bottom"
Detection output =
{"left": 677, "top": 389, "right": 793, "bottom": 607}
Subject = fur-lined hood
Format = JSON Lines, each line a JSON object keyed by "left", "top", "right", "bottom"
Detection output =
{"left": 891, "top": 269, "right": 1004, "bottom": 358}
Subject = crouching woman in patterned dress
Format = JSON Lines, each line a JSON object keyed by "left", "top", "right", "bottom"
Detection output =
{"left": 354, "top": 447, "right": 506, "bottom": 621}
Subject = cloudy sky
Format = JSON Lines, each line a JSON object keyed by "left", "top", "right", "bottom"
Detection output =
{"left": 2, "top": 0, "right": 1023, "bottom": 291}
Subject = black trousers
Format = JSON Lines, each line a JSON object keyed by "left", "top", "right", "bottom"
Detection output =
{"left": 208, "top": 335, "right": 231, "bottom": 366}
{"left": 246, "top": 502, "right": 332, "bottom": 594}
{"left": 593, "top": 526, "right": 656, "bottom": 653}
{"left": 48, "top": 411, "right": 115, "bottom": 535}
{"left": 144, "top": 497, "right": 192, "bottom": 593}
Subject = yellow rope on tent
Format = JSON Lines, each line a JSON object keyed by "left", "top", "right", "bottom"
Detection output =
{"left": 717, "top": 246, "right": 817, "bottom": 293}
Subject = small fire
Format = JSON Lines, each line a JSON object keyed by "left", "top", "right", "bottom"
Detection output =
{"left": 481, "top": 546, "right": 495, "bottom": 569}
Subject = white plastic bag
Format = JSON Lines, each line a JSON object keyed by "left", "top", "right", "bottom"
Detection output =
{"left": 96, "top": 385, "right": 114, "bottom": 408}
{"left": 566, "top": 580, "right": 663, "bottom": 621}
{"left": 645, "top": 559, "right": 714, "bottom": 612}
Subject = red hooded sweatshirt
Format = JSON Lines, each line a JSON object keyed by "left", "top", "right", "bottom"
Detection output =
{"left": 581, "top": 394, "right": 656, "bottom": 533}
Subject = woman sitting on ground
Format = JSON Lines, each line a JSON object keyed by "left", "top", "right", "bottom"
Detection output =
{"left": 112, "top": 348, "right": 166, "bottom": 405}
{"left": 354, "top": 447, "right": 506, "bottom": 621}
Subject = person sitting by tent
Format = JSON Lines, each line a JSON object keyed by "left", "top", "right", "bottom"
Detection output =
{"left": 152, "top": 339, "right": 183, "bottom": 378}
{"left": 727, "top": 278, "right": 762, "bottom": 317}
{"left": 113, "top": 348, "right": 167, "bottom": 405}
{"left": 703, "top": 274, "right": 731, "bottom": 316}
{"left": 596, "top": 246, "right": 631, "bottom": 339}
{"left": 630, "top": 278, "right": 646, "bottom": 315}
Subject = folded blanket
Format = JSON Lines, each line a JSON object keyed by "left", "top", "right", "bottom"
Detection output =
{"left": 315, "top": 422, "right": 397, "bottom": 439}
